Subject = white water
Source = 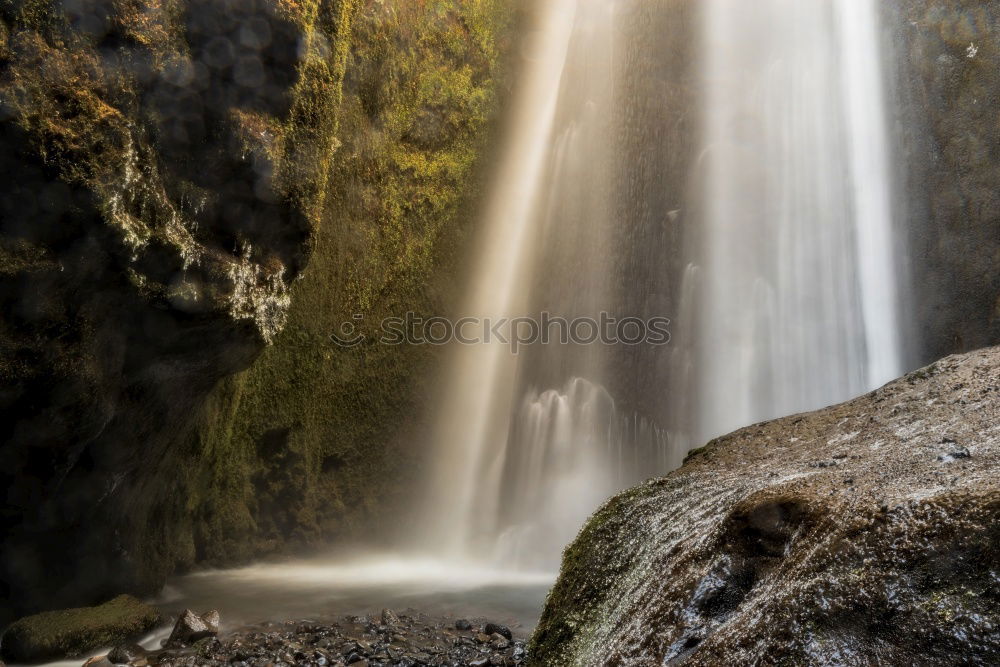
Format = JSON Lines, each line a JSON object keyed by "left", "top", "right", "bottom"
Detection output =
{"left": 673, "top": 0, "right": 903, "bottom": 448}
{"left": 419, "top": 0, "right": 903, "bottom": 571}
{"left": 418, "top": 0, "right": 579, "bottom": 563}
{"left": 416, "top": 0, "right": 672, "bottom": 573}
{"left": 838, "top": 0, "right": 902, "bottom": 389}
{"left": 491, "top": 378, "right": 670, "bottom": 570}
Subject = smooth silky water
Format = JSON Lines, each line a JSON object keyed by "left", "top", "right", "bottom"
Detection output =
{"left": 669, "top": 0, "right": 903, "bottom": 449}
{"left": 27, "top": 4, "right": 908, "bottom": 663}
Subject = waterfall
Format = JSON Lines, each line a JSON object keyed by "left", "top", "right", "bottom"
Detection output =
{"left": 672, "top": 0, "right": 904, "bottom": 448}
{"left": 417, "top": 0, "right": 671, "bottom": 571}
{"left": 417, "top": 0, "right": 903, "bottom": 571}
{"left": 417, "top": 0, "right": 580, "bottom": 564}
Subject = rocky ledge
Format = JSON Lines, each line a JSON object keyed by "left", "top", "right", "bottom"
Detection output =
{"left": 530, "top": 346, "right": 1000, "bottom": 665}
{"left": 82, "top": 609, "right": 527, "bottom": 667}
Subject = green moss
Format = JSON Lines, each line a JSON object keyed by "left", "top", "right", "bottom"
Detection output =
{"left": 0, "top": 595, "right": 161, "bottom": 663}
{"left": 123, "top": 0, "right": 515, "bottom": 569}
{"left": 0, "top": 0, "right": 513, "bottom": 609}
{"left": 529, "top": 482, "right": 663, "bottom": 665}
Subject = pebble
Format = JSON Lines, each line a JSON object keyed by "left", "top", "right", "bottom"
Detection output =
{"left": 125, "top": 609, "right": 529, "bottom": 667}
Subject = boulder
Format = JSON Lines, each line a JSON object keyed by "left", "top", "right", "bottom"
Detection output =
{"left": 530, "top": 347, "right": 1000, "bottom": 665}
{"left": 107, "top": 642, "right": 148, "bottom": 664}
{"left": 483, "top": 623, "right": 512, "bottom": 641}
{"left": 0, "top": 595, "right": 160, "bottom": 663}
{"left": 164, "top": 609, "right": 220, "bottom": 647}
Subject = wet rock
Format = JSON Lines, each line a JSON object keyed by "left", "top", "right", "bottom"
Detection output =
{"left": 484, "top": 623, "right": 512, "bottom": 641}
{"left": 532, "top": 348, "right": 1000, "bottom": 665}
{"left": 0, "top": 595, "right": 160, "bottom": 663}
{"left": 455, "top": 619, "right": 473, "bottom": 631}
{"left": 938, "top": 447, "right": 971, "bottom": 462}
{"left": 81, "top": 657, "right": 115, "bottom": 667}
{"left": 107, "top": 643, "right": 147, "bottom": 664}
{"left": 380, "top": 608, "right": 400, "bottom": 626}
{"left": 165, "top": 609, "right": 220, "bottom": 647}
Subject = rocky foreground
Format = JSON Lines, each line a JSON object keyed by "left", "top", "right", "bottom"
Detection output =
{"left": 76, "top": 608, "right": 528, "bottom": 667}
{"left": 530, "top": 347, "right": 1000, "bottom": 665}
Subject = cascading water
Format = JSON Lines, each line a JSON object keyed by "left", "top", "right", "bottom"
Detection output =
{"left": 418, "top": 0, "right": 904, "bottom": 573}
{"left": 670, "top": 0, "right": 904, "bottom": 449}
{"left": 418, "top": 0, "right": 672, "bottom": 572}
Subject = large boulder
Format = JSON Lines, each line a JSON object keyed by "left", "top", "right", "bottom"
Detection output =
{"left": 0, "top": 594, "right": 160, "bottom": 663}
{"left": 530, "top": 347, "right": 1000, "bottom": 665}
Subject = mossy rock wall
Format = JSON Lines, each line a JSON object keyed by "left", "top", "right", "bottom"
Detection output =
{"left": 169, "top": 0, "right": 516, "bottom": 567}
{"left": 0, "top": 0, "right": 513, "bottom": 623}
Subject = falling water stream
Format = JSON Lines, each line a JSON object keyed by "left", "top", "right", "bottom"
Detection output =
{"left": 24, "top": 5, "right": 909, "bottom": 661}
{"left": 422, "top": 0, "right": 903, "bottom": 572}
{"left": 671, "top": 0, "right": 903, "bottom": 449}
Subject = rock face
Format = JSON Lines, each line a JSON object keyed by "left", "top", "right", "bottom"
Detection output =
{"left": 179, "top": 0, "right": 513, "bottom": 570}
{"left": 885, "top": 0, "right": 1000, "bottom": 363}
{"left": 530, "top": 347, "right": 1000, "bottom": 665}
{"left": 0, "top": 0, "right": 511, "bottom": 622}
{"left": 0, "top": 594, "right": 160, "bottom": 663}
{"left": 0, "top": 0, "right": 352, "bottom": 620}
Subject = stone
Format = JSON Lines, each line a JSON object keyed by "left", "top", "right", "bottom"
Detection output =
{"left": 107, "top": 643, "right": 147, "bottom": 664}
{"left": 165, "top": 609, "right": 220, "bottom": 647}
{"left": 380, "top": 609, "right": 400, "bottom": 626}
{"left": 0, "top": 595, "right": 160, "bottom": 663}
{"left": 938, "top": 447, "right": 971, "bottom": 462}
{"left": 531, "top": 348, "right": 1000, "bottom": 665}
{"left": 81, "top": 657, "right": 115, "bottom": 667}
{"left": 483, "top": 623, "right": 512, "bottom": 641}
